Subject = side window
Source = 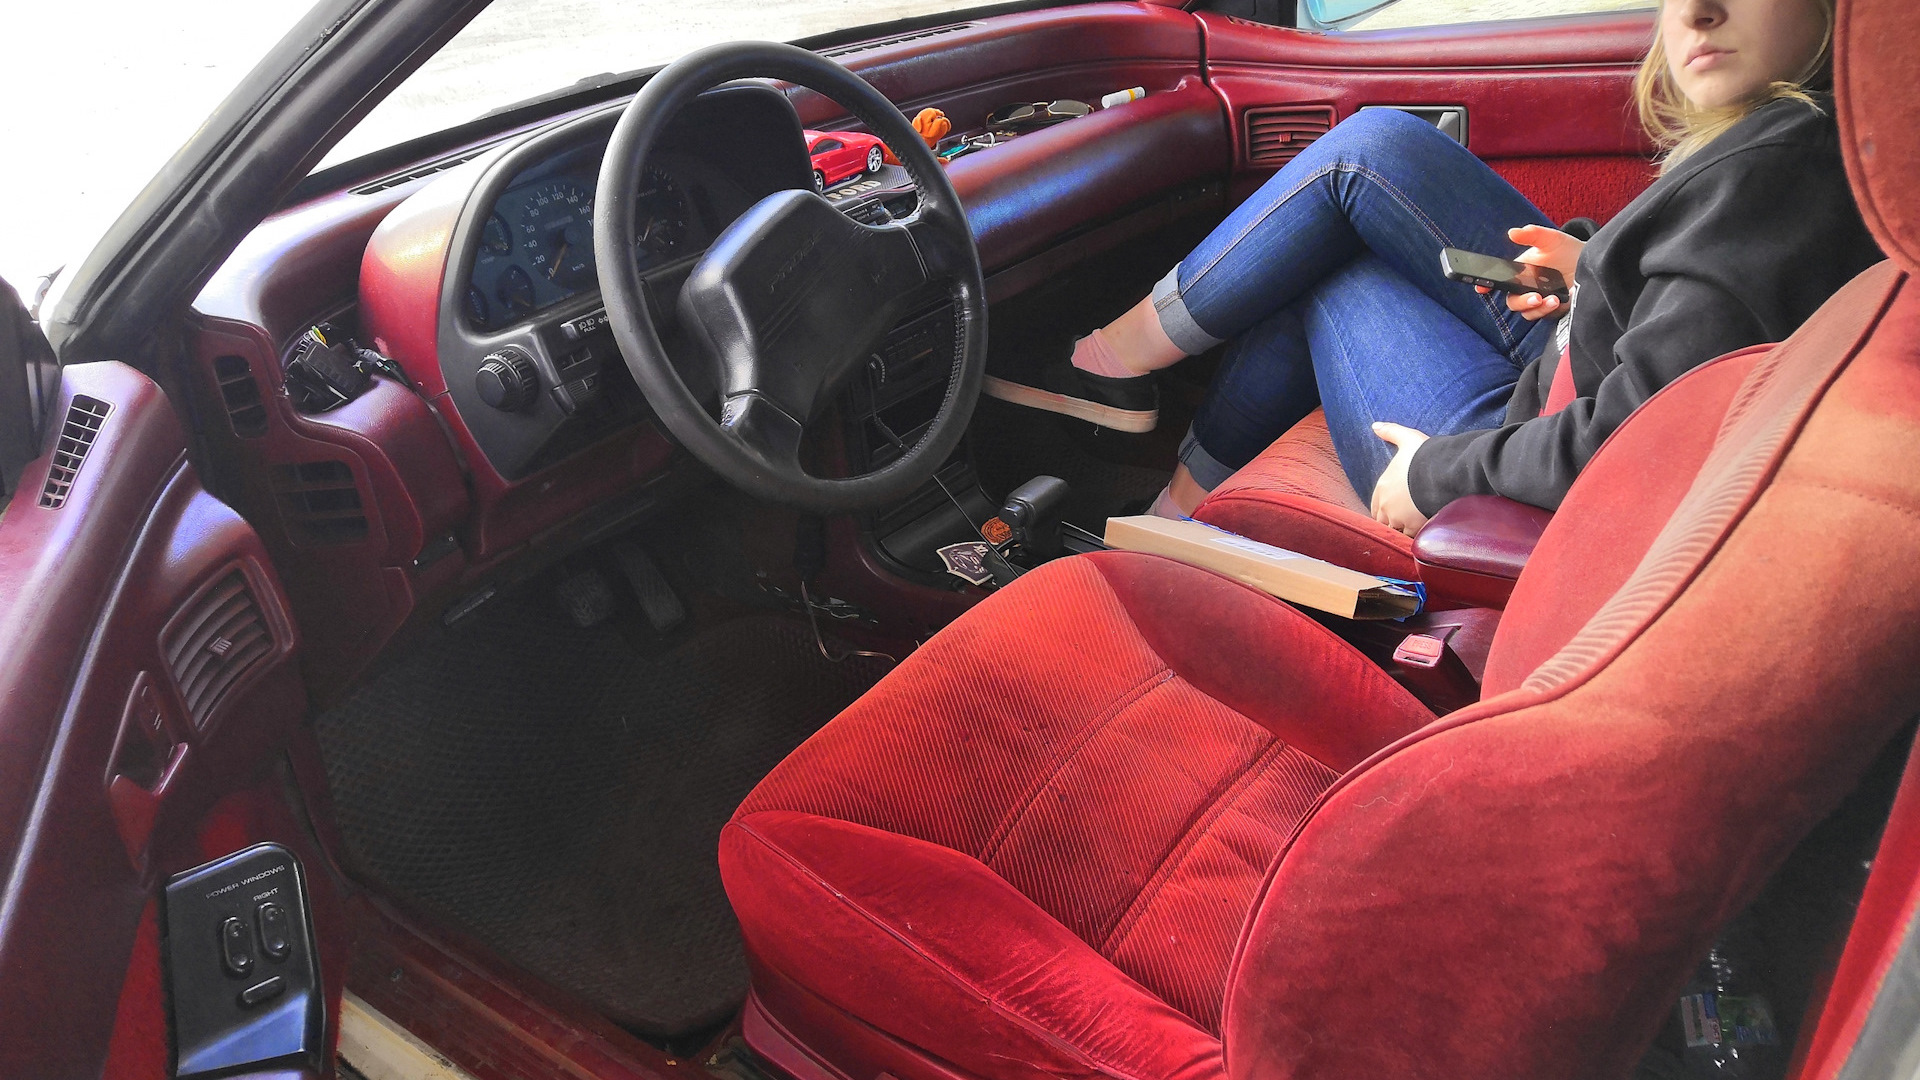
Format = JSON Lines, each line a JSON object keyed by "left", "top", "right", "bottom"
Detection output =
{"left": 1299, "top": 0, "right": 1652, "bottom": 31}
{"left": 814, "top": 138, "right": 843, "bottom": 153}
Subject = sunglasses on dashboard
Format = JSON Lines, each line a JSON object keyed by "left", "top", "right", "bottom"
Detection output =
{"left": 985, "top": 99, "right": 1092, "bottom": 133}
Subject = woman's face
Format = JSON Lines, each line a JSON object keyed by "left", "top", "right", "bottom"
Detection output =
{"left": 1661, "top": 0, "right": 1827, "bottom": 110}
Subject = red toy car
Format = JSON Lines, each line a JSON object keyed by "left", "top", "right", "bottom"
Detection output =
{"left": 803, "top": 128, "right": 885, "bottom": 190}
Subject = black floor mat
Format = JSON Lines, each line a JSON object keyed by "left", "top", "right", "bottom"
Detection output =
{"left": 313, "top": 592, "right": 888, "bottom": 1036}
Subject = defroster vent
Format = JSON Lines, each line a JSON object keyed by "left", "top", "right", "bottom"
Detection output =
{"left": 1244, "top": 106, "right": 1335, "bottom": 167}
{"left": 163, "top": 571, "right": 275, "bottom": 730}
{"left": 38, "top": 396, "right": 112, "bottom": 509}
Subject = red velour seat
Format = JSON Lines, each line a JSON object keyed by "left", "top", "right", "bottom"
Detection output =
{"left": 719, "top": 4, "right": 1920, "bottom": 1076}
{"left": 1189, "top": 408, "right": 1418, "bottom": 581}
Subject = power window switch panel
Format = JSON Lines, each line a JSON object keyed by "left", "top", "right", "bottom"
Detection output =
{"left": 164, "top": 844, "right": 322, "bottom": 1079}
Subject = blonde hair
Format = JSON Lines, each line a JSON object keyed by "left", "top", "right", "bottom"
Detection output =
{"left": 1633, "top": 0, "right": 1835, "bottom": 172}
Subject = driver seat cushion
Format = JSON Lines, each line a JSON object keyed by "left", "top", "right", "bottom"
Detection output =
{"left": 723, "top": 553, "right": 1434, "bottom": 1074}
{"left": 1189, "top": 409, "right": 1417, "bottom": 581}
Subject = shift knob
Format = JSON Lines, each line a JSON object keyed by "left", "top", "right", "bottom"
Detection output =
{"left": 1000, "top": 475, "right": 1070, "bottom": 560}
{"left": 475, "top": 348, "right": 539, "bottom": 411}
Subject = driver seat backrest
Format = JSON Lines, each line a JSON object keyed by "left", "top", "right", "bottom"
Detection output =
{"left": 1221, "top": 0, "right": 1920, "bottom": 1063}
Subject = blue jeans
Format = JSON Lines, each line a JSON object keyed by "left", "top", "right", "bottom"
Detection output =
{"left": 1155, "top": 108, "right": 1556, "bottom": 498}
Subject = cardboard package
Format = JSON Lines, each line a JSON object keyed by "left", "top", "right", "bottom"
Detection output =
{"left": 1103, "top": 516, "right": 1421, "bottom": 620}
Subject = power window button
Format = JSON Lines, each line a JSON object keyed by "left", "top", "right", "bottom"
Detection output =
{"left": 219, "top": 916, "right": 254, "bottom": 976}
{"left": 256, "top": 902, "right": 292, "bottom": 960}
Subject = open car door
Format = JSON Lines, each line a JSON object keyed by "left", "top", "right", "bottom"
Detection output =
{"left": 0, "top": 277, "right": 344, "bottom": 1078}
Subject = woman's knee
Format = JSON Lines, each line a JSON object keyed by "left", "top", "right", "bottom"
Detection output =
{"left": 1305, "top": 107, "right": 1458, "bottom": 171}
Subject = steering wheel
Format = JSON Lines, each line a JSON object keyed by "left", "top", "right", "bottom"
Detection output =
{"left": 595, "top": 42, "right": 987, "bottom": 512}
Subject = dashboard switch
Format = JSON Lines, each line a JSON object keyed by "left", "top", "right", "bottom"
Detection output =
{"left": 256, "top": 902, "right": 291, "bottom": 960}
{"left": 475, "top": 348, "right": 540, "bottom": 411}
{"left": 220, "top": 917, "right": 254, "bottom": 976}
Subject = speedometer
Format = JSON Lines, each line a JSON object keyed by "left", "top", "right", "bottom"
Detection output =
{"left": 518, "top": 180, "right": 596, "bottom": 290}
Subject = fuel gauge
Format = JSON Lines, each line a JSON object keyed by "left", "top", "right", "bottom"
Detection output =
{"left": 497, "top": 266, "right": 535, "bottom": 319}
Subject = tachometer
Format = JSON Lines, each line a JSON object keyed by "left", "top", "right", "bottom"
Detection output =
{"left": 518, "top": 180, "right": 596, "bottom": 290}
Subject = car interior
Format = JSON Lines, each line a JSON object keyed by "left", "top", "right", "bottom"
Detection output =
{"left": 2, "top": 0, "right": 1918, "bottom": 1077}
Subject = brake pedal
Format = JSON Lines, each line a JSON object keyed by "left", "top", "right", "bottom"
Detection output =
{"left": 611, "top": 540, "right": 687, "bottom": 634}
{"left": 556, "top": 568, "right": 616, "bottom": 628}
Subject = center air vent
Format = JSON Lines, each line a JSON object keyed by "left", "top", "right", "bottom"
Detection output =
{"left": 1244, "top": 106, "right": 1336, "bottom": 167}
{"left": 162, "top": 571, "right": 275, "bottom": 730}
{"left": 273, "top": 460, "right": 369, "bottom": 545}
{"left": 38, "top": 395, "right": 112, "bottom": 509}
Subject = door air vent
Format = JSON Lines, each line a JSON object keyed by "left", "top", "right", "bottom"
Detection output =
{"left": 272, "top": 460, "right": 369, "bottom": 545}
{"left": 162, "top": 571, "right": 275, "bottom": 730}
{"left": 38, "top": 396, "right": 113, "bottom": 509}
{"left": 824, "top": 23, "right": 972, "bottom": 56}
{"left": 352, "top": 148, "right": 486, "bottom": 195}
{"left": 212, "top": 355, "right": 268, "bottom": 437}
{"left": 1244, "top": 106, "right": 1336, "bottom": 167}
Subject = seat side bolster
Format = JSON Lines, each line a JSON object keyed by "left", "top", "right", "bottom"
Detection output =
{"left": 722, "top": 811, "right": 1225, "bottom": 1080}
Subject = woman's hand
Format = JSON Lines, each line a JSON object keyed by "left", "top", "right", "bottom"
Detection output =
{"left": 1370, "top": 422, "right": 1431, "bottom": 536}
{"left": 1477, "top": 224, "right": 1584, "bottom": 321}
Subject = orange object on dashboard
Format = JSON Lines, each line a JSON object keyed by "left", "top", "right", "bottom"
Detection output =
{"left": 884, "top": 108, "right": 951, "bottom": 166}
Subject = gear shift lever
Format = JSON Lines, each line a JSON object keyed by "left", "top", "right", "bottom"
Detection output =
{"left": 999, "top": 476, "right": 1070, "bottom": 560}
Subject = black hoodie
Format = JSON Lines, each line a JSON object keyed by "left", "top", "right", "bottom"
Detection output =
{"left": 1408, "top": 93, "right": 1883, "bottom": 515}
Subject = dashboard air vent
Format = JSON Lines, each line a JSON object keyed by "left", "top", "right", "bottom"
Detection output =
{"left": 1244, "top": 106, "right": 1336, "bottom": 167}
{"left": 273, "top": 460, "right": 369, "bottom": 545}
{"left": 213, "top": 355, "right": 268, "bottom": 437}
{"left": 824, "top": 23, "right": 972, "bottom": 56}
{"left": 352, "top": 149, "right": 486, "bottom": 195}
{"left": 38, "top": 396, "right": 112, "bottom": 509}
{"left": 163, "top": 571, "right": 274, "bottom": 730}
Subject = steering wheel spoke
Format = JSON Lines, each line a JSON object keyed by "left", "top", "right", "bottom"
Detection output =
{"left": 595, "top": 41, "right": 986, "bottom": 512}
{"left": 720, "top": 392, "right": 807, "bottom": 470}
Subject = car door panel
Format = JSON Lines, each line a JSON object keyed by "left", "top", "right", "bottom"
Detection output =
{"left": 1200, "top": 9, "right": 1657, "bottom": 224}
{"left": 0, "top": 360, "right": 342, "bottom": 1078}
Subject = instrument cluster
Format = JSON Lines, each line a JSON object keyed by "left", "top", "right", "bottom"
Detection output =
{"left": 464, "top": 150, "right": 730, "bottom": 331}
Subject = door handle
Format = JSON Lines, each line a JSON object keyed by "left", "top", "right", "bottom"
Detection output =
{"left": 1357, "top": 105, "right": 1468, "bottom": 146}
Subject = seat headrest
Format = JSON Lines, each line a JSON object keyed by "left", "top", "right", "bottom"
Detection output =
{"left": 1838, "top": 0, "right": 1920, "bottom": 272}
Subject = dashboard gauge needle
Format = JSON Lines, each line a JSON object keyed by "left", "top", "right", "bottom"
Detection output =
{"left": 546, "top": 238, "right": 569, "bottom": 279}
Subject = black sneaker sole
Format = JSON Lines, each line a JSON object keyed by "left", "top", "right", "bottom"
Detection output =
{"left": 982, "top": 376, "right": 1159, "bottom": 433}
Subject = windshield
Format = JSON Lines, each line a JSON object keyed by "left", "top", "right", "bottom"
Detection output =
{"left": 0, "top": 0, "right": 995, "bottom": 295}
{"left": 0, "top": 0, "right": 315, "bottom": 294}
{"left": 317, "top": 0, "right": 1003, "bottom": 171}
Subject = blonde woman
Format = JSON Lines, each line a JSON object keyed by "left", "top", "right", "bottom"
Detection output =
{"left": 984, "top": 0, "right": 1879, "bottom": 533}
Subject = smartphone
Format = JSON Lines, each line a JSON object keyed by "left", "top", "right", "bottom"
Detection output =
{"left": 1440, "top": 248, "right": 1569, "bottom": 300}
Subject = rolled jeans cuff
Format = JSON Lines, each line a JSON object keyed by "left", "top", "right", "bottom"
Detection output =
{"left": 1152, "top": 267, "right": 1225, "bottom": 356}
{"left": 1177, "top": 425, "right": 1240, "bottom": 492}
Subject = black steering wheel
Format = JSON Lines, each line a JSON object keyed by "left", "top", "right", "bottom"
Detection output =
{"left": 595, "top": 42, "right": 987, "bottom": 511}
